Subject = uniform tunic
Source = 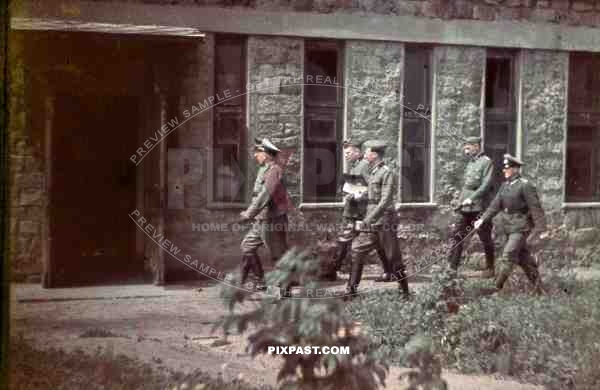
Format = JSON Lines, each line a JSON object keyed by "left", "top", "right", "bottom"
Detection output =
{"left": 240, "top": 161, "right": 290, "bottom": 261}
{"left": 480, "top": 174, "right": 547, "bottom": 289}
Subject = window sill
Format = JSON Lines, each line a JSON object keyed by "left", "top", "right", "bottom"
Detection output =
{"left": 299, "top": 202, "right": 344, "bottom": 210}
{"left": 562, "top": 202, "right": 600, "bottom": 209}
{"left": 206, "top": 201, "right": 248, "bottom": 210}
{"left": 395, "top": 202, "right": 438, "bottom": 210}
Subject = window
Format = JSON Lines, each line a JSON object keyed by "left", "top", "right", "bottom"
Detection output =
{"left": 303, "top": 41, "right": 344, "bottom": 203}
{"left": 484, "top": 50, "right": 517, "bottom": 191}
{"left": 401, "top": 46, "right": 433, "bottom": 203}
{"left": 566, "top": 53, "right": 600, "bottom": 202}
{"left": 212, "top": 35, "right": 247, "bottom": 203}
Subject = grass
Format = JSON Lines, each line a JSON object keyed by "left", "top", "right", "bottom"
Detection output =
{"left": 9, "top": 336, "right": 271, "bottom": 390}
{"left": 348, "top": 272, "right": 600, "bottom": 390}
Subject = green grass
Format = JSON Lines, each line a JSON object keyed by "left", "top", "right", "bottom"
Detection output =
{"left": 9, "top": 337, "right": 271, "bottom": 390}
{"left": 348, "top": 274, "right": 600, "bottom": 390}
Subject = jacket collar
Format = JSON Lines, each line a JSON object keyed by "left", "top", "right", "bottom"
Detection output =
{"left": 369, "top": 160, "right": 385, "bottom": 173}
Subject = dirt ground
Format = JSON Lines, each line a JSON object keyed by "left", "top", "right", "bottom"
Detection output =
{"left": 10, "top": 271, "right": 544, "bottom": 390}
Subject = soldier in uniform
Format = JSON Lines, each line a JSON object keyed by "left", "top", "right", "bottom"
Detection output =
{"left": 346, "top": 140, "right": 410, "bottom": 300}
{"left": 321, "top": 139, "right": 391, "bottom": 282}
{"left": 474, "top": 154, "right": 548, "bottom": 293}
{"left": 448, "top": 136, "right": 496, "bottom": 277}
{"left": 238, "top": 138, "right": 291, "bottom": 291}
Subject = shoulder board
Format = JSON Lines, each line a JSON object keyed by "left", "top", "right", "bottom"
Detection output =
{"left": 382, "top": 165, "right": 389, "bottom": 171}
{"left": 482, "top": 155, "right": 490, "bottom": 161}
{"left": 520, "top": 178, "right": 529, "bottom": 183}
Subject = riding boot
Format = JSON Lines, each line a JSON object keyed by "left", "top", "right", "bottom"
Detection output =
{"left": 240, "top": 254, "right": 254, "bottom": 285}
{"left": 334, "top": 241, "right": 350, "bottom": 272}
{"left": 346, "top": 256, "right": 364, "bottom": 298}
{"left": 252, "top": 254, "right": 267, "bottom": 291}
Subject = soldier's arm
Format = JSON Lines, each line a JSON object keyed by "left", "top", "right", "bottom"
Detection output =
{"left": 481, "top": 184, "right": 503, "bottom": 222}
{"left": 470, "top": 158, "right": 494, "bottom": 201}
{"left": 524, "top": 182, "right": 547, "bottom": 232}
{"left": 244, "top": 167, "right": 280, "bottom": 219}
{"left": 363, "top": 170, "right": 395, "bottom": 225}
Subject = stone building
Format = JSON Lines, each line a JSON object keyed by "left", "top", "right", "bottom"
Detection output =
{"left": 9, "top": 0, "right": 600, "bottom": 286}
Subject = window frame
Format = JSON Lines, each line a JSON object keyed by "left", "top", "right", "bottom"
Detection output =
{"left": 207, "top": 34, "right": 249, "bottom": 209}
{"left": 564, "top": 52, "right": 600, "bottom": 204}
{"left": 301, "top": 39, "right": 345, "bottom": 205}
{"left": 399, "top": 44, "right": 435, "bottom": 205}
{"left": 482, "top": 48, "right": 519, "bottom": 193}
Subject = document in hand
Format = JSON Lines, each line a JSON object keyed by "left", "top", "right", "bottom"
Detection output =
{"left": 342, "top": 174, "right": 368, "bottom": 196}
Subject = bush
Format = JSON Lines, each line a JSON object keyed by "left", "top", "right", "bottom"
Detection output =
{"left": 10, "top": 336, "right": 266, "bottom": 390}
{"left": 218, "top": 248, "right": 388, "bottom": 390}
{"left": 441, "top": 281, "right": 600, "bottom": 390}
{"left": 347, "top": 268, "right": 463, "bottom": 365}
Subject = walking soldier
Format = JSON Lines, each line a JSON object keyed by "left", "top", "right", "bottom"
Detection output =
{"left": 321, "top": 139, "right": 391, "bottom": 282}
{"left": 346, "top": 140, "right": 410, "bottom": 300}
{"left": 474, "top": 154, "right": 547, "bottom": 293}
{"left": 448, "top": 136, "right": 496, "bottom": 277}
{"left": 238, "top": 138, "right": 291, "bottom": 291}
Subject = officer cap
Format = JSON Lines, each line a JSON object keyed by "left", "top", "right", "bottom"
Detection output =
{"left": 503, "top": 153, "right": 523, "bottom": 168}
{"left": 363, "top": 139, "right": 387, "bottom": 154}
{"left": 254, "top": 138, "right": 281, "bottom": 156}
{"left": 463, "top": 136, "right": 482, "bottom": 145}
{"left": 342, "top": 138, "right": 362, "bottom": 148}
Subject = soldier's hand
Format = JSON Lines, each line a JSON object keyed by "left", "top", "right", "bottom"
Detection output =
{"left": 355, "top": 220, "right": 365, "bottom": 231}
{"left": 354, "top": 191, "right": 367, "bottom": 201}
{"left": 540, "top": 231, "right": 550, "bottom": 240}
{"left": 238, "top": 211, "right": 251, "bottom": 224}
{"left": 462, "top": 198, "right": 473, "bottom": 206}
{"left": 473, "top": 219, "right": 483, "bottom": 230}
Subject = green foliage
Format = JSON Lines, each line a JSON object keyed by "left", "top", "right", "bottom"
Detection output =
{"left": 10, "top": 336, "right": 265, "bottom": 390}
{"left": 347, "top": 268, "right": 462, "bottom": 364}
{"left": 442, "top": 281, "right": 600, "bottom": 390}
{"left": 218, "top": 248, "right": 388, "bottom": 390}
{"left": 399, "top": 335, "right": 448, "bottom": 390}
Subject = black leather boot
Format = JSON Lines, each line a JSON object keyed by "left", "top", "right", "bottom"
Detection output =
{"left": 252, "top": 255, "right": 267, "bottom": 291}
{"left": 240, "top": 254, "right": 254, "bottom": 286}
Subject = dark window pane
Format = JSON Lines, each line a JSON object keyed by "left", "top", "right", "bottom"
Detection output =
{"left": 565, "top": 126, "right": 600, "bottom": 202}
{"left": 569, "top": 54, "right": 600, "bottom": 112}
{"left": 402, "top": 46, "right": 432, "bottom": 203}
{"left": 215, "top": 37, "right": 244, "bottom": 106}
{"left": 404, "top": 47, "right": 432, "bottom": 113}
{"left": 303, "top": 41, "right": 343, "bottom": 202}
{"left": 567, "top": 53, "right": 600, "bottom": 202}
{"left": 305, "top": 43, "right": 340, "bottom": 106}
{"left": 401, "top": 119, "right": 430, "bottom": 203}
{"left": 485, "top": 57, "right": 512, "bottom": 110}
{"left": 213, "top": 35, "right": 246, "bottom": 202}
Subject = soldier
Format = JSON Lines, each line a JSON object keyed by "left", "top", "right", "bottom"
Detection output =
{"left": 448, "top": 136, "right": 496, "bottom": 277}
{"left": 321, "top": 139, "right": 391, "bottom": 282}
{"left": 346, "top": 140, "right": 410, "bottom": 300}
{"left": 238, "top": 138, "right": 291, "bottom": 291}
{"left": 474, "top": 154, "right": 548, "bottom": 293}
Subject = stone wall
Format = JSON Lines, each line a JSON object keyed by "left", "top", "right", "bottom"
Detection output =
{"left": 433, "top": 46, "right": 485, "bottom": 209}
{"left": 520, "top": 49, "right": 567, "bottom": 225}
{"left": 247, "top": 36, "right": 303, "bottom": 205}
{"left": 9, "top": 32, "right": 46, "bottom": 282}
{"left": 122, "top": 0, "right": 600, "bottom": 28}
{"left": 345, "top": 40, "right": 403, "bottom": 169}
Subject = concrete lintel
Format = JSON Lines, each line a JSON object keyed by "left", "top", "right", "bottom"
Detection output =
{"left": 10, "top": 0, "right": 600, "bottom": 52}
{"left": 11, "top": 17, "right": 206, "bottom": 37}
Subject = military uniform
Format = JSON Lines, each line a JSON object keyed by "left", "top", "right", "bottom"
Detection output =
{"left": 479, "top": 155, "right": 546, "bottom": 291}
{"left": 347, "top": 141, "right": 410, "bottom": 298}
{"left": 448, "top": 138, "right": 496, "bottom": 273}
{"left": 239, "top": 139, "right": 291, "bottom": 289}
{"left": 329, "top": 157, "right": 370, "bottom": 272}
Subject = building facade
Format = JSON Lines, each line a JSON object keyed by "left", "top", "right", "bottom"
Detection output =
{"left": 9, "top": 0, "right": 600, "bottom": 286}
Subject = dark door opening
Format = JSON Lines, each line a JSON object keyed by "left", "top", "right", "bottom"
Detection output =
{"left": 49, "top": 94, "right": 142, "bottom": 286}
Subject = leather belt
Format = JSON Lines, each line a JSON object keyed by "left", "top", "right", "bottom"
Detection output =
{"left": 503, "top": 208, "right": 528, "bottom": 214}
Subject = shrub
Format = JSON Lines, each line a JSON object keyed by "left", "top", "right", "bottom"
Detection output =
{"left": 218, "top": 248, "right": 388, "bottom": 390}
